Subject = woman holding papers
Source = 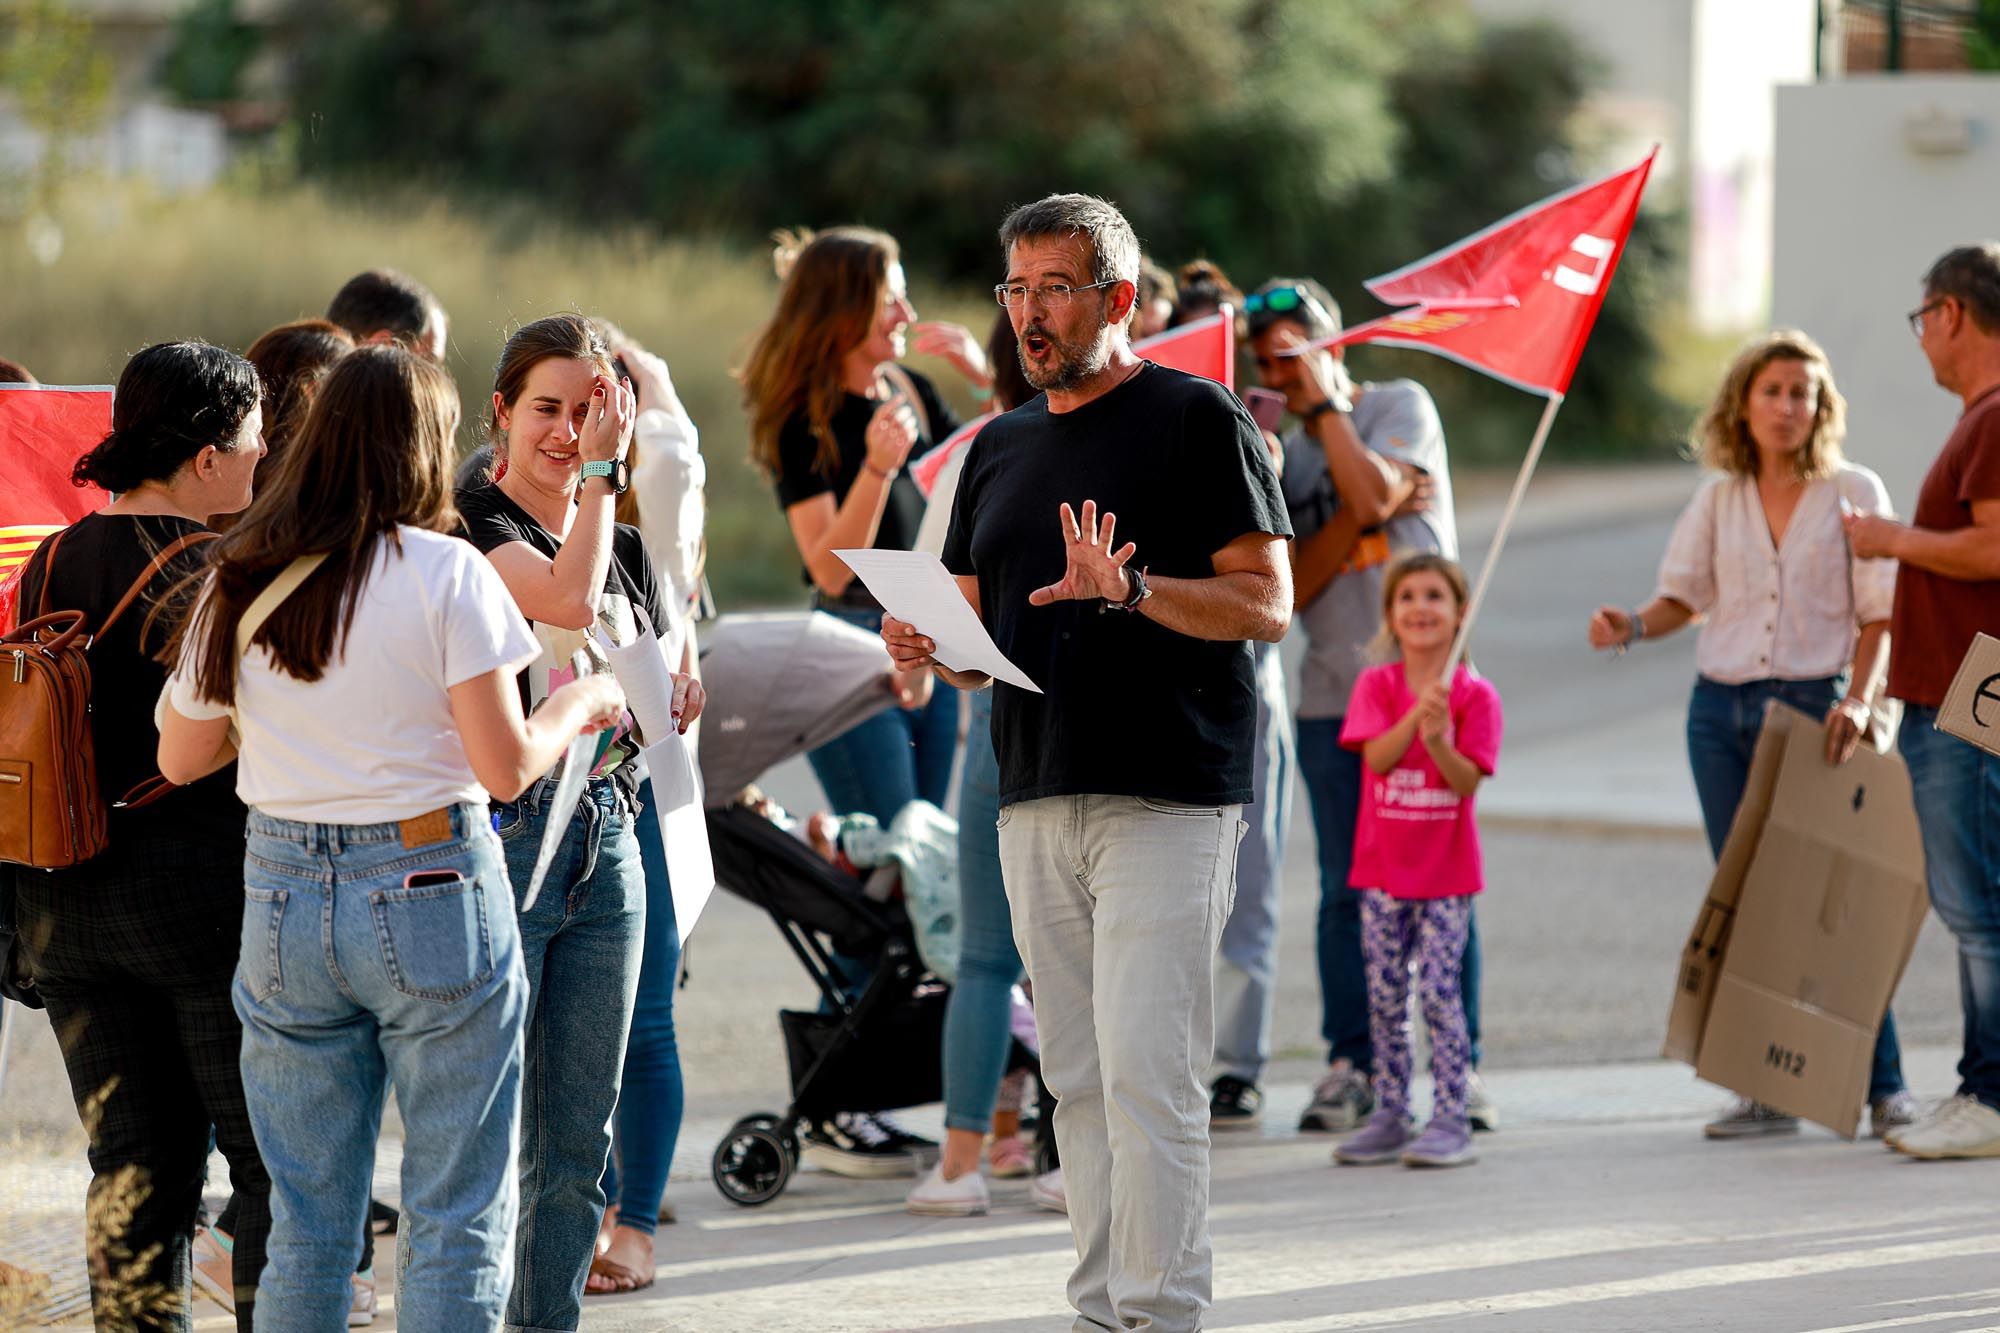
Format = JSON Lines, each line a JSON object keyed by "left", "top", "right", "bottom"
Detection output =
{"left": 455, "top": 314, "right": 702, "bottom": 1321}
{"left": 157, "top": 346, "right": 627, "bottom": 1328}
{"left": 1585, "top": 329, "right": 1914, "bottom": 1143}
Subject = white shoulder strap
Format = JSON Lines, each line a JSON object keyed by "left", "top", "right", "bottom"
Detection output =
{"left": 236, "top": 553, "right": 330, "bottom": 657}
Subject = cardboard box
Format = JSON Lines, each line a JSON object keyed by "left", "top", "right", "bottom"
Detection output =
{"left": 1663, "top": 703, "right": 1929, "bottom": 1138}
{"left": 1937, "top": 632, "right": 2000, "bottom": 760}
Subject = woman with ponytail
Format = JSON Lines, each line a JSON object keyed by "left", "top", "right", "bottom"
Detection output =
{"left": 14, "top": 340, "right": 272, "bottom": 1332}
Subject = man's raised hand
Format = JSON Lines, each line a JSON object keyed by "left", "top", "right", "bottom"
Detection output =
{"left": 1028, "top": 501, "right": 1138, "bottom": 607}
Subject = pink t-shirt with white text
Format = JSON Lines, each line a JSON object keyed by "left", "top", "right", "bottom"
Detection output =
{"left": 1339, "top": 662, "right": 1503, "bottom": 900}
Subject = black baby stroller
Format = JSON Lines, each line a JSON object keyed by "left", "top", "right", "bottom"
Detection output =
{"left": 697, "top": 612, "right": 1041, "bottom": 1206}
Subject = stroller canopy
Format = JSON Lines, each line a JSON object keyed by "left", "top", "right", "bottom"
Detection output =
{"left": 696, "top": 611, "right": 901, "bottom": 806}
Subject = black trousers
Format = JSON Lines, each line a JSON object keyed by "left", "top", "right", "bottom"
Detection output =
{"left": 15, "top": 833, "right": 269, "bottom": 1333}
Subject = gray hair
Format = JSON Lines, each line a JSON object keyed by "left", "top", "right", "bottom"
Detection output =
{"left": 1925, "top": 243, "right": 2000, "bottom": 335}
{"left": 998, "top": 194, "right": 1141, "bottom": 288}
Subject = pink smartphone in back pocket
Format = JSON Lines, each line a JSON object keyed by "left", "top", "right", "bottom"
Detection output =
{"left": 1244, "top": 388, "right": 1287, "bottom": 433}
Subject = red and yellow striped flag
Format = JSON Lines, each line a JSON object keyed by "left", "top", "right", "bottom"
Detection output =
{"left": 1, "top": 386, "right": 113, "bottom": 630}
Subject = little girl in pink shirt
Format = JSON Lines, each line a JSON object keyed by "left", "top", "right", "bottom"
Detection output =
{"left": 1334, "top": 553, "right": 1503, "bottom": 1169}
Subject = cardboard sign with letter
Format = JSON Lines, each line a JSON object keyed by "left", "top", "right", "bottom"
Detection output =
{"left": 1937, "top": 633, "right": 2000, "bottom": 759}
{"left": 1663, "top": 703, "right": 1928, "bottom": 1139}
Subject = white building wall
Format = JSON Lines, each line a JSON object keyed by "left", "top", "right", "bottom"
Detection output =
{"left": 1772, "top": 76, "right": 2000, "bottom": 513}
{"left": 1689, "top": 0, "right": 1818, "bottom": 330}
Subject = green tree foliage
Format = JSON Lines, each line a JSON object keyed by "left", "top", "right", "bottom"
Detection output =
{"left": 1969, "top": 0, "right": 2000, "bottom": 69}
{"left": 291, "top": 0, "right": 1680, "bottom": 458}
{"left": 162, "top": 0, "right": 263, "bottom": 104}
{"left": 0, "top": 0, "right": 112, "bottom": 213}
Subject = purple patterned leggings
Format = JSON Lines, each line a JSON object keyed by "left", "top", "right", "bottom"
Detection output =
{"left": 1359, "top": 889, "right": 1475, "bottom": 1120}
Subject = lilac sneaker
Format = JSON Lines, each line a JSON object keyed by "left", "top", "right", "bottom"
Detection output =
{"left": 1333, "top": 1108, "right": 1414, "bottom": 1165}
{"left": 1402, "top": 1114, "right": 1477, "bottom": 1168}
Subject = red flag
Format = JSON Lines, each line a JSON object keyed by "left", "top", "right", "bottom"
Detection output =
{"left": 1, "top": 385, "right": 113, "bottom": 630}
{"left": 911, "top": 413, "right": 994, "bottom": 497}
{"left": 1134, "top": 309, "right": 1235, "bottom": 391}
{"left": 1317, "top": 149, "right": 1657, "bottom": 398}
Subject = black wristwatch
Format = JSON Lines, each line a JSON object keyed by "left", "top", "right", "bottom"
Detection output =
{"left": 1105, "top": 565, "right": 1152, "bottom": 613}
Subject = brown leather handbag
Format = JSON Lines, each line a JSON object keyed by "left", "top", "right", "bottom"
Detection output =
{"left": 0, "top": 528, "right": 214, "bottom": 869}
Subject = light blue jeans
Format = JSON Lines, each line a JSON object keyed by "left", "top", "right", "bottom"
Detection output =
{"left": 496, "top": 776, "right": 645, "bottom": 1333}
{"left": 1213, "top": 642, "right": 1296, "bottom": 1085}
{"left": 236, "top": 805, "right": 526, "bottom": 1333}
{"left": 942, "top": 689, "right": 1025, "bottom": 1133}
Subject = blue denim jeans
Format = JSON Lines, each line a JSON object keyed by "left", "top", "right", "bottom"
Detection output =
{"left": 1214, "top": 642, "right": 1296, "bottom": 1085}
{"left": 495, "top": 776, "right": 645, "bottom": 1332}
{"left": 236, "top": 805, "right": 526, "bottom": 1332}
{"left": 1900, "top": 706, "right": 2000, "bottom": 1111}
{"left": 1686, "top": 675, "right": 1904, "bottom": 1100}
{"left": 942, "top": 689, "right": 1026, "bottom": 1133}
{"left": 1297, "top": 717, "right": 1482, "bottom": 1069}
{"left": 600, "top": 776, "right": 682, "bottom": 1237}
{"left": 806, "top": 604, "right": 958, "bottom": 822}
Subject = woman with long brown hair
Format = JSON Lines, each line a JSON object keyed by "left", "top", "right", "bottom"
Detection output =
{"left": 1586, "top": 328, "right": 1914, "bottom": 1143}
{"left": 158, "top": 344, "right": 625, "bottom": 1329}
{"left": 740, "top": 225, "right": 991, "bottom": 1175}
{"left": 455, "top": 313, "right": 702, "bottom": 1321}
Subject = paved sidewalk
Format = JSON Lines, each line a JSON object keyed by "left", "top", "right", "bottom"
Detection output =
{"left": 12, "top": 1046, "right": 1991, "bottom": 1331}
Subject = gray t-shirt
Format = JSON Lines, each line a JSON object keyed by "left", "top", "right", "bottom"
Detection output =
{"left": 1282, "top": 378, "right": 1457, "bottom": 719}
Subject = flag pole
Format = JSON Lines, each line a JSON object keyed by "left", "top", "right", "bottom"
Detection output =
{"left": 1444, "top": 391, "right": 1564, "bottom": 676}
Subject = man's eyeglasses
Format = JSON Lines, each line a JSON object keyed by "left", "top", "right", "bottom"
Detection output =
{"left": 1908, "top": 299, "right": 1945, "bottom": 338}
{"left": 994, "top": 280, "right": 1120, "bottom": 309}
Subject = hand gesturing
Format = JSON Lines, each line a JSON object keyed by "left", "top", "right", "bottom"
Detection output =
{"left": 1028, "top": 501, "right": 1138, "bottom": 607}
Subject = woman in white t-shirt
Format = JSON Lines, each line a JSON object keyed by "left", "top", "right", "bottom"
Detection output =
{"left": 158, "top": 346, "right": 624, "bottom": 1330}
{"left": 1585, "top": 329, "right": 1914, "bottom": 1143}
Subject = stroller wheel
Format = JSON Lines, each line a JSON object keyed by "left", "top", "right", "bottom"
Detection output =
{"left": 729, "top": 1113, "right": 801, "bottom": 1166}
{"left": 713, "top": 1125, "right": 792, "bottom": 1206}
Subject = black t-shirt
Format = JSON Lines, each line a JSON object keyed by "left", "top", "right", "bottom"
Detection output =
{"left": 942, "top": 363, "right": 1292, "bottom": 806}
{"left": 455, "top": 482, "right": 668, "bottom": 791}
{"left": 17, "top": 511, "right": 245, "bottom": 842}
{"left": 773, "top": 368, "right": 960, "bottom": 598}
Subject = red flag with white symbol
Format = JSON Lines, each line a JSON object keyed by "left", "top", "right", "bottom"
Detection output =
{"left": 1134, "top": 309, "right": 1234, "bottom": 391}
{"left": 1, "top": 385, "right": 113, "bottom": 631}
{"left": 1316, "top": 149, "right": 1657, "bottom": 398}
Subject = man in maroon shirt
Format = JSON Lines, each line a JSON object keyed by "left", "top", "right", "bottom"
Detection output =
{"left": 1847, "top": 241, "right": 2000, "bottom": 1160}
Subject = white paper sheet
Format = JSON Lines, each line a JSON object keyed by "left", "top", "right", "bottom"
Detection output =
{"left": 596, "top": 608, "right": 681, "bottom": 742}
{"left": 832, "top": 548, "right": 1042, "bottom": 693}
{"left": 520, "top": 649, "right": 597, "bottom": 913}
{"left": 637, "top": 727, "right": 716, "bottom": 946}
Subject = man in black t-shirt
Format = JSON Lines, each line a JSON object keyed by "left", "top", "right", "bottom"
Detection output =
{"left": 887, "top": 194, "right": 1291, "bottom": 1333}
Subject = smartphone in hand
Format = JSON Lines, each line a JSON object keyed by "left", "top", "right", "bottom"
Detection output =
{"left": 1244, "top": 387, "right": 1287, "bottom": 434}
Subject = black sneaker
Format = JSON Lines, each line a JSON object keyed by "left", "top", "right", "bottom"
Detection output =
{"left": 801, "top": 1113, "right": 919, "bottom": 1179}
{"left": 1210, "top": 1076, "right": 1263, "bottom": 1131}
{"left": 863, "top": 1112, "right": 938, "bottom": 1162}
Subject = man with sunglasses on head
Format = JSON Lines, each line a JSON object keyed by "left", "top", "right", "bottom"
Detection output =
{"left": 1844, "top": 242, "right": 2000, "bottom": 1161}
{"left": 1242, "top": 278, "right": 1492, "bottom": 1141}
{"left": 883, "top": 193, "right": 1291, "bottom": 1333}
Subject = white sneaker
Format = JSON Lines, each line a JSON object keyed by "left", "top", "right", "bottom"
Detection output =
{"left": 906, "top": 1162, "right": 990, "bottom": 1216}
{"left": 348, "top": 1268, "right": 377, "bottom": 1327}
{"left": 1465, "top": 1071, "right": 1498, "bottom": 1133}
{"left": 1030, "top": 1167, "right": 1067, "bottom": 1215}
{"left": 1890, "top": 1094, "right": 2000, "bottom": 1160}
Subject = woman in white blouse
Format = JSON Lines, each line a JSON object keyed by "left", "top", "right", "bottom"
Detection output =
{"left": 1586, "top": 329, "right": 1914, "bottom": 1142}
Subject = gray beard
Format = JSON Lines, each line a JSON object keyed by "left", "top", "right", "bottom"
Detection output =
{"left": 1019, "top": 325, "right": 1113, "bottom": 392}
